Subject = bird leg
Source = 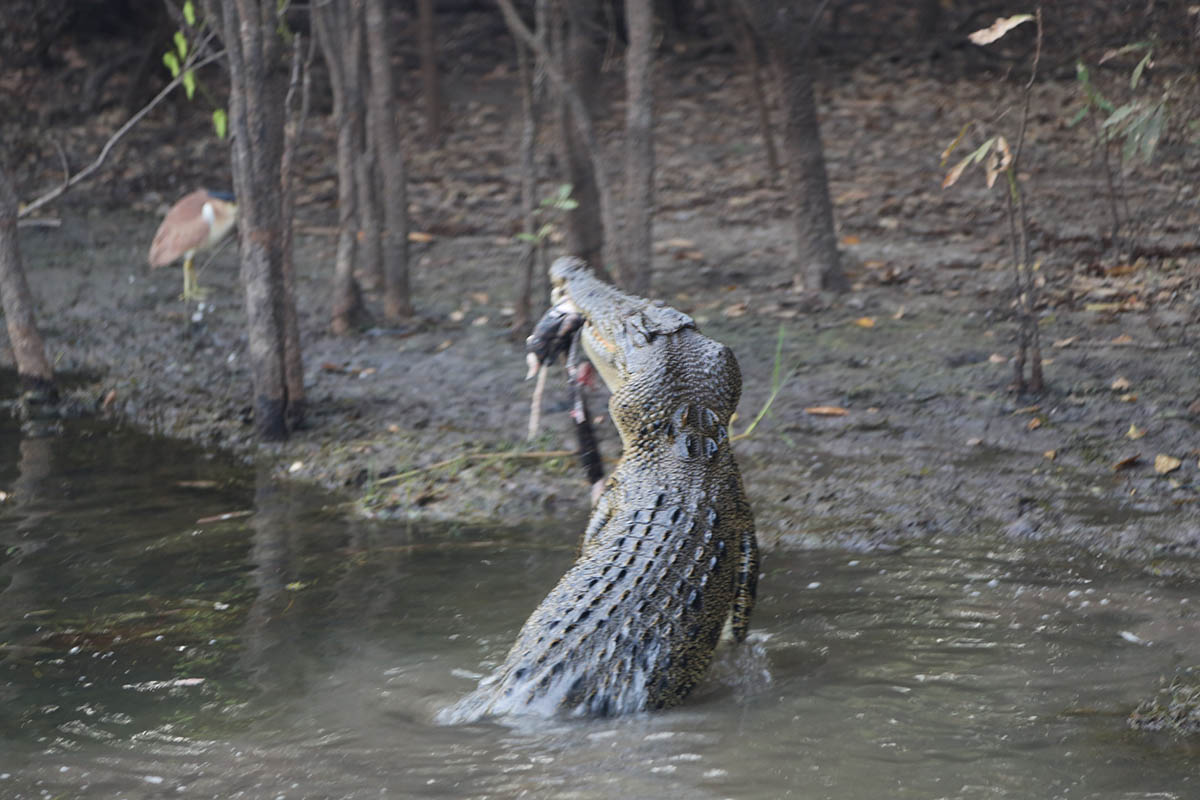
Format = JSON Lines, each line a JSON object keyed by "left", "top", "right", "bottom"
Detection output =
{"left": 180, "top": 255, "right": 210, "bottom": 302}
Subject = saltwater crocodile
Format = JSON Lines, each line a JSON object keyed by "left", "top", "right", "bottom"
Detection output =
{"left": 445, "top": 257, "right": 758, "bottom": 720}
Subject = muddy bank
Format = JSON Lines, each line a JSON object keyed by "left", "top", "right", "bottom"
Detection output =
{"left": 8, "top": 54, "right": 1200, "bottom": 570}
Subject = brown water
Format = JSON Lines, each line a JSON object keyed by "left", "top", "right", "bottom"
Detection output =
{"left": 0, "top": 416, "right": 1197, "bottom": 799}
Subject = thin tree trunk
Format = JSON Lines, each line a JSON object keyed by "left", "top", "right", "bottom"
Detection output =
{"left": 417, "top": 0, "right": 443, "bottom": 143}
{"left": 280, "top": 31, "right": 311, "bottom": 428}
{"left": 729, "top": 2, "right": 778, "bottom": 179}
{"left": 739, "top": 0, "right": 845, "bottom": 292}
{"left": 219, "top": 0, "right": 292, "bottom": 439}
{"left": 497, "top": 0, "right": 621, "bottom": 282}
{"left": 512, "top": 25, "right": 539, "bottom": 338}
{"left": 0, "top": 167, "right": 55, "bottom": 397}
{"left": 354, "top": 122, "right": 384, "bottom": 291}
{"left": 556, "top": 0, "right": 607, "bottom": 276}
{"left": 314, "top": 0, "right": 371, "bottom": 334}
{"left": 623, "top": 0, "right": 655, "bottom": 294}
{"left": 364, "top": 0, "right": 414, "bottom": 320}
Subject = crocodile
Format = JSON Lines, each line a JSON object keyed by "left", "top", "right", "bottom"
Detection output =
{"left": 445, "top": 257, "right": 758, "bottom": 720}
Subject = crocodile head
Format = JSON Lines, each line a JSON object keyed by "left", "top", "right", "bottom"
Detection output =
{"left": 548, "top": 257, "right": 742, "bottom": 449}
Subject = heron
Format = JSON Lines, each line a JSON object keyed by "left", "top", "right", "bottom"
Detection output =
{"left": 148, "top": 189, "right": 237, "bottom": 301}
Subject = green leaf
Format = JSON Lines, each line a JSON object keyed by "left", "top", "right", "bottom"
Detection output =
{"left": 515, "top": 232, "right": 538, "bottom": 244}
{"left": 1121, "top": 125, "right": 1141, "bottom": 163}
{"left": 1140, "top": 103, "right": 1165, "bottom": 162}
{"left": 1075, "top": 61, "right": 1090, "bottom": 86}
{"left": 212, "top": 108, "right": 228, "bottom": 139}
{"left": 968, "top": 136, "right": 997, "bottom": 165}
{"left": 1066, "top": 105, "right": 1089, "bottom": 128}
{"left": 162, "top": 50, "right": 181, "bottom": 78}
{"left": 183, "top": 69, "right": 196, "bottom": 100}
{"left": 183, "top": 1, "right": 196, "bottom": 26}
{"left": 174, "top": 31, "right": 188, "bottom": 60}
{"left": 1103, "top": 103, "right": 1138, "bottom": 130}
{"left": 1130, "top": 50, "right": 1152, "bottom": 90}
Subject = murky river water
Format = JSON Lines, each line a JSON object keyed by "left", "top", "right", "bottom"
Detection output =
{"left": 1, "top": 415, "right": 1197, "bottom": 799}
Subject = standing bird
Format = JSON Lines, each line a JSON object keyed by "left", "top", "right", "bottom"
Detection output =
{"left": 148, "top": 189, "right": 237, "bottom": 301}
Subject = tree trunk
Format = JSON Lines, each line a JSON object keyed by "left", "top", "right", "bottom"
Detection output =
{"left": 417, "top": 0, "right": 443, "bottom": 143}
{"left": 623, "top": 0, "right": 655, "bottom": 294}
{"left": 555, "top": 0, "right": 607, "bottom": 276}
{"left": 280, "top": 32, "right": 310, "bottom": 429}
{"left": 354, "top": 124, "right": 384, "bottom": 290}
{"left": 739, "top": 1, "right": 845, "bottom": 292}
{"left": 364, "top": 0, "right": 414, "bottom": 320}
{"left": 512, "top": 24, "right": 540, "bottom": 339}
{"left": 497, "top": 0, "right": 621, "bottom": 283}
{"left": 728, "top": 0, "right": 779, "bottom": 179}
{"left": 218, "top": 0, "right": 295, "bottom": 440}
{"left": 0, "top": 167, "right": 55, "bottom": 397}
{"left": 314, "top": 0, "right": 371, "bottom": 334}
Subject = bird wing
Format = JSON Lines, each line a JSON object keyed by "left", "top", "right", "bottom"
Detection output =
{"left": 148, "top": 190, "right": 210, "bottom": 268}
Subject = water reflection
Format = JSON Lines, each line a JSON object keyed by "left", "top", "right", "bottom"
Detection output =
{"left": 0, "top": 417, "right": 1197, "bottom": 799}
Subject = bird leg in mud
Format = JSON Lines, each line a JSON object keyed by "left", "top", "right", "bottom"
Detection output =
{"left": 524, "top": 305, "right": 604, "bottom": 502}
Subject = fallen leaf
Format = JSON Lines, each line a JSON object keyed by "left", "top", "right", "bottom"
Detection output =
{"left": 988, "top": 353, "right": 1007, "bottom": 364}
{"left": 660, "top": 238, "right": 695, "bottom": 249}
{"left": 1111, "top": 333, "right": 1135, "bottom": 345}
{"left": 408, "top": 231, "right": 434, "bottom": 243}
{"left": 1111, "top": 376, "right": 1132, "bottom": 391}
{"left": 1112, "top": 454, "right": 1141, "bottom": 472}
{"left": 1085, "top": 302, "right": 1121, "bottom": 312}
{"left": 1043, "top": 449, "right": 1057, "bottom": 460}
{"left": 723, "top": 302, "right": 748, "bottom": 318}
{"left": 1026, "top": 417, "right": 1042, "bottom": 431}
{"left": 892, "top": 305, "right": 906, "bottom": 320}
{"left": 854, "top": 316, "right": 875, "bottom": 328}
{"left": 176, "top": 480, "right": 219, "bottom": 489}
{"left": 435, "top": 339, "right": 453, "bottom": 352}
{"left": 1126, "top": 424, "right": 1146, "bottom": 440}
{"left": 472, "top": 316, "right": 489, "bottom": 327}
{"left": 805, "top": 406, "right": 849, "bottom": 417}
{"left": 968, "top": 14, "right": 1034, "bottom": 45}
{"left": 1154, "top": 454, "right": 1182, "bottom": 474}
{"left": 1013, "top": 405, "right": 1040, "bottom": 415}
{"left": 470, "top": 292, "right": 489, "bottom": 305}
{"left": 448, "top": 309, "right": 467, "bottom": 322}
{"left": 966, "top": 437, "right": 983, "bottom": 447}
{"left": 1119, "top": 393, "right": 1137, "bottom": 403}
{"left": 840, "top": 235, "right": 861, "bottom": 246}
{"left": 1052, "top": 336, "right": 1078, "bottom": 348}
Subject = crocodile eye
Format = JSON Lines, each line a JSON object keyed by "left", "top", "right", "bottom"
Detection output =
{"left": 703, "top": 437, "right": 719, "bottom": 459}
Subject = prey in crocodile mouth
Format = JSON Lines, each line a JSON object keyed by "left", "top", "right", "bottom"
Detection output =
{"left": 444, "top": 257, "right": 759, "bottom": 720}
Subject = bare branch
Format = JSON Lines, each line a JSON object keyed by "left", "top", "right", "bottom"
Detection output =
{"left": 19, "top": 40, "right": 225, "bottom": 218}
